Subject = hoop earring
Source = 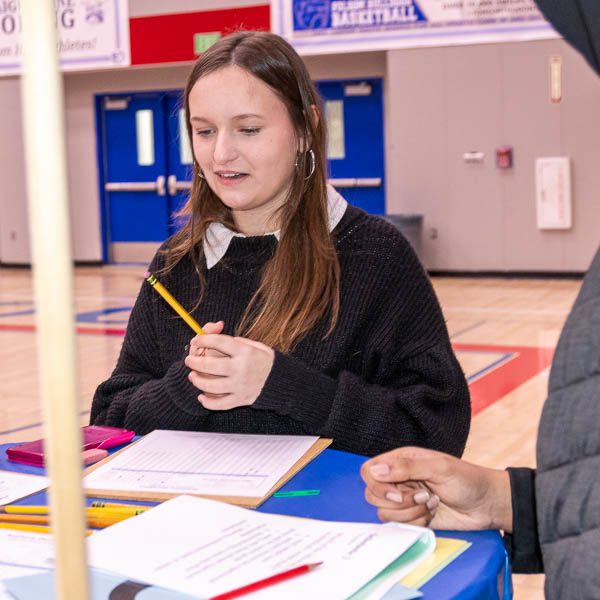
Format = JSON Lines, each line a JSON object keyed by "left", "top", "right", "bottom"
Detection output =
{"left": 294, "top": 149, "right": 316, "bottom": 180}
{"left": 294, "top": 148, "right": 316, "bottom": 181}
{"left": 305, "top": 148, "right": 316, "bottom": 180}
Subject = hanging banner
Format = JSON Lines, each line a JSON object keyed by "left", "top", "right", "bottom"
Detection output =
{"left": 0, "top": 0, "right": 130, "bottom": 76}
{"left": 273, "top": 0, "right": 559, "bottom": 55}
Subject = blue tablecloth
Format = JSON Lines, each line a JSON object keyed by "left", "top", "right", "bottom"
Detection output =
{"left": 0, "top": 442, "right": 512, "bottom": 600}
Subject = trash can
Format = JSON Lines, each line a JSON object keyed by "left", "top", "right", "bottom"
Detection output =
{"left": 378, "top": 214, "right": 423, "bottom": 260}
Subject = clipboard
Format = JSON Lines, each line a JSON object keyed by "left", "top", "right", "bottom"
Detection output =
{"left": 83, "top": 434, "right": 332, "bottom": 509}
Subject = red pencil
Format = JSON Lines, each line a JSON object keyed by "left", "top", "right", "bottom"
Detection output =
{"left": 208, "top": 562, "right": 323, "bottom": 600}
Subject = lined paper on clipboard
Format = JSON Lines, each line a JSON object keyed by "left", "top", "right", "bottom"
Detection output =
{"left": 82, "top": 430, "right": 331, "bottom": 508}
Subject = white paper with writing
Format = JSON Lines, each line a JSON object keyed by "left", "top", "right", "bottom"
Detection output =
{"left": 83, "top": 430, "right": 319, "bottom": 498}
{"left": 87, "top": 495, "right": 430, "bottom": 599}
{"left": 0, "top": 529, "right": 53, "bottom": 578}
{"left": 0, "top": 471, "right": 48, "bottom": 505}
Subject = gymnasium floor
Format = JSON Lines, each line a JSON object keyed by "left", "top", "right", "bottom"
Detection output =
{"left": 0, "top": 265, "right": 584, "bottom": 600}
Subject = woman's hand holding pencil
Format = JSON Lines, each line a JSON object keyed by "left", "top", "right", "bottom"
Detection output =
{"left": 185, "top": 334, "right": 275, "bottom": 411}
{"left": 144, "top": 271, "right": 275, "bottom": 409}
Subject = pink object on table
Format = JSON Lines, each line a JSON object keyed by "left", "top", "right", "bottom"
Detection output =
{"left": 5, "top": 425, "right": 135, "bottom": 467}
{"left": 82, "top": 448, "right": 109, "bottom": 466}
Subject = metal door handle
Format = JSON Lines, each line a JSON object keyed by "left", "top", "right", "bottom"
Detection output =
{"left": 167, "top": 175, "right": 192, "bottom": 195}
{"left": 105, "top": 175, "right": 166, "bottom": 196}
{"left": 328, "top": 178, "right": 382, "bottom": 188}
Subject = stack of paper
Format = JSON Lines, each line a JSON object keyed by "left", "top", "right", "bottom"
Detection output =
{"left": 85, "top": 495, "right": 434, "bottom": 599}
{"left": 0, "top": 496, "right": 434, "bottom": 599}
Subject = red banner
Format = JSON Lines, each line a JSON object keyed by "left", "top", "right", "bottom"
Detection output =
{"left": 130, "top": 5, "right": 270, "bottom": 66}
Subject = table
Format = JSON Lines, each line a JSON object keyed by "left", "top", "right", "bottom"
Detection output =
{"left": 0, "top": 443, "right": 512, "bottom": 600}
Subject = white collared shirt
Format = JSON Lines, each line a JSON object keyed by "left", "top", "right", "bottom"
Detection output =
{"left": 203, "top": 185, "right": 348, "bottom": 269}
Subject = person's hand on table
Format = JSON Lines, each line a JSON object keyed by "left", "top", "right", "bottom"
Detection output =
{"left": 185, "top": 326, "right": 275, "bottom": 410}
{"left": 360, "top": 446, "right": 513, "bottom": 532}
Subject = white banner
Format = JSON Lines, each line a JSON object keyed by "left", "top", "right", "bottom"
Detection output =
{"left": 0, "top": 0, "right": 130, "bottom": 76}
{"left": 273, "top": 0, "right": 560, "bottom": 55}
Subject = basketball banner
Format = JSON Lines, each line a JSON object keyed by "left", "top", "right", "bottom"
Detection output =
{"left": 273, "top": 0, "right": 559, "bottom": 54}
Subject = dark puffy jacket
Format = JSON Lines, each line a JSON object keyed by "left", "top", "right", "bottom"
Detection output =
{"left": 536, "top": 247, "right": 600, "bottom": 599}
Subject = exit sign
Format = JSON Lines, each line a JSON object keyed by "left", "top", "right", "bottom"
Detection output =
{"left": 194, "top": 32, "right": 221, "bottom": 54}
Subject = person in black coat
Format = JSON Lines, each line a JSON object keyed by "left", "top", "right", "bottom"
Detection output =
{"left": 361, "top": 2, "right": 600, "bottom": 598}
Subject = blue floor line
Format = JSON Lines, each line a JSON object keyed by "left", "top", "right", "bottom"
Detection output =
{"left": 466, "top": 353, "right": 515, "bottom": 382}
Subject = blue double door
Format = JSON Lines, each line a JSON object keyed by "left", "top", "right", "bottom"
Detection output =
{"left": 97, "top": 91, "right": 192, "bottom": 263}
{"left": 97, "top": 79, "right": 384, "bottom": 263}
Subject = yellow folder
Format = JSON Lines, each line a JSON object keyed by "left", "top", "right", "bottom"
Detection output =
{"left": 400, "top": 537, "right": 471, "bottom": 589}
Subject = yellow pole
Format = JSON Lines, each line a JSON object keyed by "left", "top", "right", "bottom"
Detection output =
{"left": 19, "top": 2, "right": 89, "bottom": 599}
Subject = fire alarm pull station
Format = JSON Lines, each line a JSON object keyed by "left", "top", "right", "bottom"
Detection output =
{"left": 496, "top": 146, "right": 513, "bottom": 169}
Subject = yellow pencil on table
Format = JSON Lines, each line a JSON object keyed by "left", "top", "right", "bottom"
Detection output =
{"left": 0, "top": 513, "right": 131, "bottom": 528}
{"left": 145, "top": 272, "right": 205, "bottom": 336}
{"left": 0, "top": 523, "right": 93, "bottom": 536}
{"left": 1, "top": 505, "right": 150, "bottom": 517}
{"left": 85, "top": 505, "right": 149, "bottom": 516}
{"left": 0, "top": 505, "right": 49, "bottom": 515}
{"left": 90, "top": 501, "right": 152, "bottom": 514}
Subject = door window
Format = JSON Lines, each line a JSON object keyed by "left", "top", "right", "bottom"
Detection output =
{"left": 325, "top": 100, "right": 346, "bottom": 160}
{"left": 135, "top": 109, "right": 155, "bottom": 166}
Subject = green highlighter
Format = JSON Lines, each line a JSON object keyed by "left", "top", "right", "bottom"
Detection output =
{"left": 273, "top": 489, "right": 320, "bottom": 498}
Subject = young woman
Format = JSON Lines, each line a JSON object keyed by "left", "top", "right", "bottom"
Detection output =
{"left": 90, "top": 31, "right": 470, "bottom": 457}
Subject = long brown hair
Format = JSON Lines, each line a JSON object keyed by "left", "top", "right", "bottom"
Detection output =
{"left": 165, "top": 31, "right": 340, "bottom": 353}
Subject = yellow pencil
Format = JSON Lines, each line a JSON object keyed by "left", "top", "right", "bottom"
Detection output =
{"left": 0, "top": 513, "right": 131, "bottom": 527}
{"left": 87, "top": 515, "right": 132, "bottom": 528}
{"left": 145, "top": 272, "right": 205, "bottom": 336}
{"left": 0, "top": 505, "right": 49, "bottom": 514}
{"left": 0, "top": 505, "right": 150, "bottom": 517}
{"left": 0, "top": 523, "right": 93, "bottom": 536}
{"left": 86, "top": 506, "right": 149, "bottom": 516}
{"left": 91, "top": 501, "right": 152, "bottom": 513}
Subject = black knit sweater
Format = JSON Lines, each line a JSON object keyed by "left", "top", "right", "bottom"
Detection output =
{"left": 91, "top": 206, "right": 470, "bottom": 457}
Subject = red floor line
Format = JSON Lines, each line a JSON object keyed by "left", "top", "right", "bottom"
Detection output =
{"left": 0, "top": 324, "right": 36, "bottom": 332}
{"left": 454, "top": 343, "right": 555, "bottom": 416}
